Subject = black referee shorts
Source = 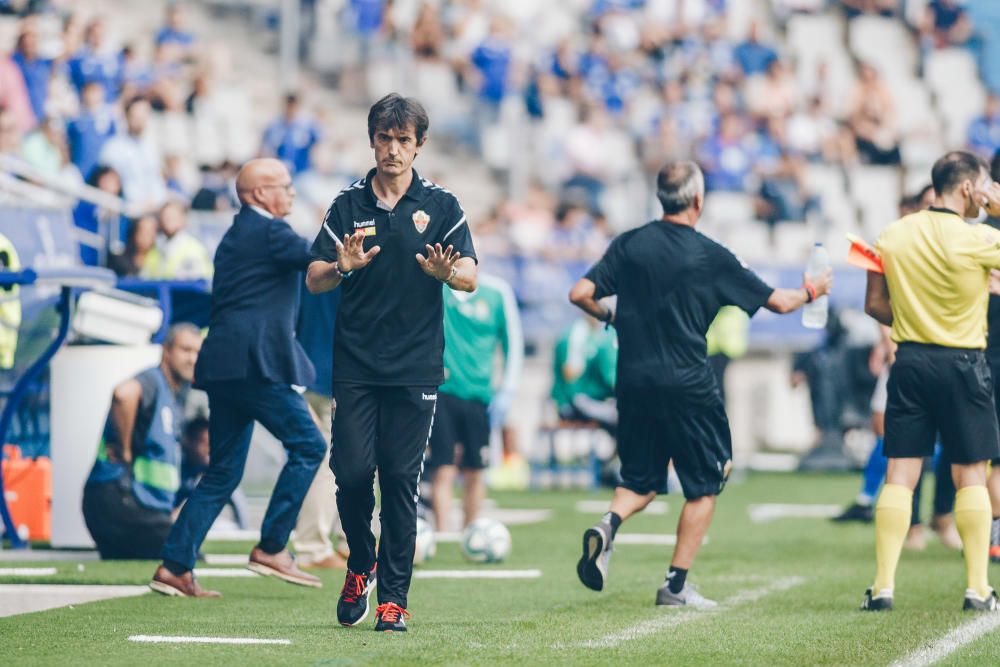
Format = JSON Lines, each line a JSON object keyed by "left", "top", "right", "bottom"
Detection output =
{"left": 885, "top": 343, "right": 1000, "bottom": 465}
{"left": 617, "top": 387, "right": 732, "bottom": 500}
{"left": 427, "top": 392, "right": 490, "bottom": 470}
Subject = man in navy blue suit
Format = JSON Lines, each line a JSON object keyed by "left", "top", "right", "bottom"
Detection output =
{"left": 150, "top": 158, "right": 327, "bottom": 598}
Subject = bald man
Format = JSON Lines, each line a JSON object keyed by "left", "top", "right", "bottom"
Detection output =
{"left": 151, "top": 159, "right": 328, "bottom": 597}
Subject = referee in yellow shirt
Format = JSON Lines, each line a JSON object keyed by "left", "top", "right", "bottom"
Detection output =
{"left": 863, "top": 151, "right": 1000, "bottom": 612}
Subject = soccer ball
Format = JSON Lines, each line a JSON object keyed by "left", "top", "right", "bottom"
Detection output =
{"left": 413, "top": 517, "right": 436, "bottom": 565}
{"left": 460, "top": 518, "right": 512, "bottom": 563}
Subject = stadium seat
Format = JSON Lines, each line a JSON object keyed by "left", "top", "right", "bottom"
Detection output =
{"left": 702, "top": 192, "right": 755, "bottom": 228}
{"left": 786, "top": 13, "right": 843, "bottom": 64}
{"left": 848, "top": 165, "right": 901, "bottom": 239}
{"left": 722, "top": 220, "right": 771, "bottom": 263}
{"left": 804, "top": 164, "right": 857, "bottom": 231}
{"left": 937, "top": 82, "right": 988, "bottom": 147}
{"left": 924, "top": 48, "right": 980, "bottom": 95}
{"left": 905, "top": 0, "right": 929, "bottom": 28}
{"left": 848, "top": 16, "right": 917, "bottom": 82}
{"left": 900, "top": 134, "right": 946, "bottom": 170}
{"left": 772, "top": 222, "right": 816, "bottom": 263}
{"left": 886, "top": 78, "right": 937, "bottom": 135}
{"left": 902, "top": 166, "right": 934, "bottom": 195}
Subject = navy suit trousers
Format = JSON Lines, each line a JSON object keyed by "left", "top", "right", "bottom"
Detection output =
{"left": 161, "top": 380, "right": 327, "bottom": 570}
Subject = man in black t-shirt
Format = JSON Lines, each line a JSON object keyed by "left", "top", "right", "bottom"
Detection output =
{"left": 571, "top": 160, "right": 832, "bottom": 606}
{"left": 307, "top": 94, "right": 477, "bottom": 632}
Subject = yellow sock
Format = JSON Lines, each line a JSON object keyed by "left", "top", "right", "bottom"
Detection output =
{"left": 955, "top": 485, "right": 993, "bottom": 599}
{"left": 873, "top": 484, "right": 913, "bottom": 593}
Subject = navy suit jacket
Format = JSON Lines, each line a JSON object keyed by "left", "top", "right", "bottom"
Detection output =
{"left": 194, "top": 205, "right": 316, "bottom": 388}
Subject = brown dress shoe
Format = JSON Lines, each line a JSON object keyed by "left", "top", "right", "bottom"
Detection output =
{"left": 149, "top": 565, "right": 221, "bottom": 598}
{"left": 301, "top": 552, "right": 348, "bottom": 570}
{"left": 247, "top": 547, "right": 322, "bottom": 588}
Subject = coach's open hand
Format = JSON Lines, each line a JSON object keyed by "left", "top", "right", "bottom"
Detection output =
{"left": 337, "top": 230, "right": 381, "bottom": 273}
{"left": 417, "top": 243, "right": 461, "bottom": 282}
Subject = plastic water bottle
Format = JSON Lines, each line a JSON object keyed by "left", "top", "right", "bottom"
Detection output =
{"left": 802, "top": 242, "right": 829, "bottom": 330}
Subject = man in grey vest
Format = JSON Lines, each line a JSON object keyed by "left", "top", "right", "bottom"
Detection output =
{"left": 82, "top": 323, "right": 201, "bottom": 559}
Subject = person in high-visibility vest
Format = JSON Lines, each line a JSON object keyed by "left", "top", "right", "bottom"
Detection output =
{"left": 142, "top": 201, "right": 213, "bottom": 280}
{"left": 0, "top": 231, "right": 22, "bottom": 370}
{"left": 82, "top": 323, "right": 201, "bottom": 559}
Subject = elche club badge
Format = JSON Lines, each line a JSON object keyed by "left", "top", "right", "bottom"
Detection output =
{"left": 413, "top": 210, "right": 430, "bottom": 234}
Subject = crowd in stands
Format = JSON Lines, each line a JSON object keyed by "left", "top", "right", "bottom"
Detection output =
{"left": 1, "top": 0, "right": 1000, "bottom": 346}
{"left": 0, "top": 3, "right": 277, "bottom": 277}
{"left": 317, "top": 0, "right": 1000, "bottom": 271}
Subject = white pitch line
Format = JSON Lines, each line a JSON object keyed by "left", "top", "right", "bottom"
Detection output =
{"left": 434, "top": 532, "right": 462, "bottom": 543}
{"left": 0, "top": 568, "right": 57, "bottom": 576}
{"left": 889, "top": 613, "right": 1000, "bottom": 667}
{"left": 571, "top": 576, "right": 805, "bottom": 649}
{"left": 128, "top": 635, "right": 290, "bottom": 646}
{"left": 203, "top": 554, "right": 250, "bottom": 565}
{"left": 413, "top": 569, "right": 542, "bottom": 579}
{"left": 613, "top": 534, "right": 709, "bottom": 546}
{"left": 747, "top": 504, "right": 843, "bottom": 524}
{"left": 193, "top": 568, "right": 258, "bottom": 578}
{"left": 205, "top": 528, "right": 261, "bottom": 542}
{"left": 575, "top": 500, "right": 669, "bottom": 515}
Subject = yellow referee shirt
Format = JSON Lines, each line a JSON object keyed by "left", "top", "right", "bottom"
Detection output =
{"left": 876, "top": 207, "right": 1000, "bottom": 349}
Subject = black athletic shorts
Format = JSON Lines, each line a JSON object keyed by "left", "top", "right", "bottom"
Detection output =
{"left": 427, "top": 392, "right": 489, "bottom": 470}
{"left": 617, "top": 386, "right": 732, "bottom": 500}
{"left": 885, "top": 343, "right": 1000, "bottom": 464}
{"left": 989, "top": 356, "right": 1000, "bottom": 465}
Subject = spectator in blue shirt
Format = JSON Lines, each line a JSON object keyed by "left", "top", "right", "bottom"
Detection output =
{"left": 73, "top": 165, "right": 124, "bottom": 266}
{"left": 67, "top": 17, "right": 122, "bottom": 101}
{"left": 260, "top": 94, "right": 321, "bottom": 177}
{"left": 155, "top": 3, "right": 195, "bottom": 53}
{"left": 921, "top": 0, "right": 973, "bottom": 48}
{"left": 119, "top": 44, "right": 155, "bottom": 99}
{"left": 67, "top": 80, "right": 117, "bottom": 180}
{"left": 350, "top": 0, "right": 385, "bottom": 35}
{"left": 11, "top": 24, "right": 54, "bottom": 125}
{"left": 968, "top": 93, "right": 1000, "bottom": 160}
{"left": 471, "top": 19, "right": 514, "bottom": 109}
{"left": 697, "top": 112, "right": 752, "bottom": 192}
{"left": 733, "top": 21, "right": 777, "bottom": 77}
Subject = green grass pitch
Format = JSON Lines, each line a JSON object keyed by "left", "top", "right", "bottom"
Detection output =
{"left": 2, "top": 473, "right": 999, "bottom": 666}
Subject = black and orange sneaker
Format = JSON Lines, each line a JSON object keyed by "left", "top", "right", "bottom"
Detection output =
{"left": 990, "top": 545, "right": 1000, "bottom": 564}
{"left": 337, "top": 565, "right": 377, "bottom": 627}
{"left": 374, "top": 602, "right": 410, "bottom": 632}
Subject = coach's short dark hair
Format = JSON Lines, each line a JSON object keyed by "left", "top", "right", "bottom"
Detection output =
{"left": 656, "top": 161, "right": 705, "bottom": 214}
{"left": 991, "top": 148, "right": 1000, "bottom": 183}
{"left": 367, "top": 93, "right": 429, "bottom": 145}
{"left": 931, "top": 151, "right": 988, "bottom": 195}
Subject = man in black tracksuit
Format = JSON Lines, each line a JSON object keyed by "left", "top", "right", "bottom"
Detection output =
{"left": 306, "top": 93, "right": 477, "bottom": 632}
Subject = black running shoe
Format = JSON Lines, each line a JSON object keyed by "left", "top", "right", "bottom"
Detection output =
{"left": 832, "top": 503, "right": 874, "bottom": 523}
{"left": 577, "top": 522, "right": 613, "bottom": 592}
{"left": 374, "top": 602, "right": 410, "bottom": 632}
{"left": 860, "top": 587, "right": 893, "bottom": 611}
{"left": 337, "top": 565, "right": 377, "bottom": 627}
{"left": 963, "top": 588, "right": 999, "bottom": 611}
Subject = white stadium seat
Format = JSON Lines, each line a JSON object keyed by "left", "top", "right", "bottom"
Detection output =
{"left": 924, "top": 48, "right": 980, "bottom": 95}
{"left": 772, "top": 221, "right": 818, "bottom": 263}
{"left": 848, "top": 16, "right": 917, "bottom": 81}
{"left": 702, "top": 192, "right": 756, "bottom": 228}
